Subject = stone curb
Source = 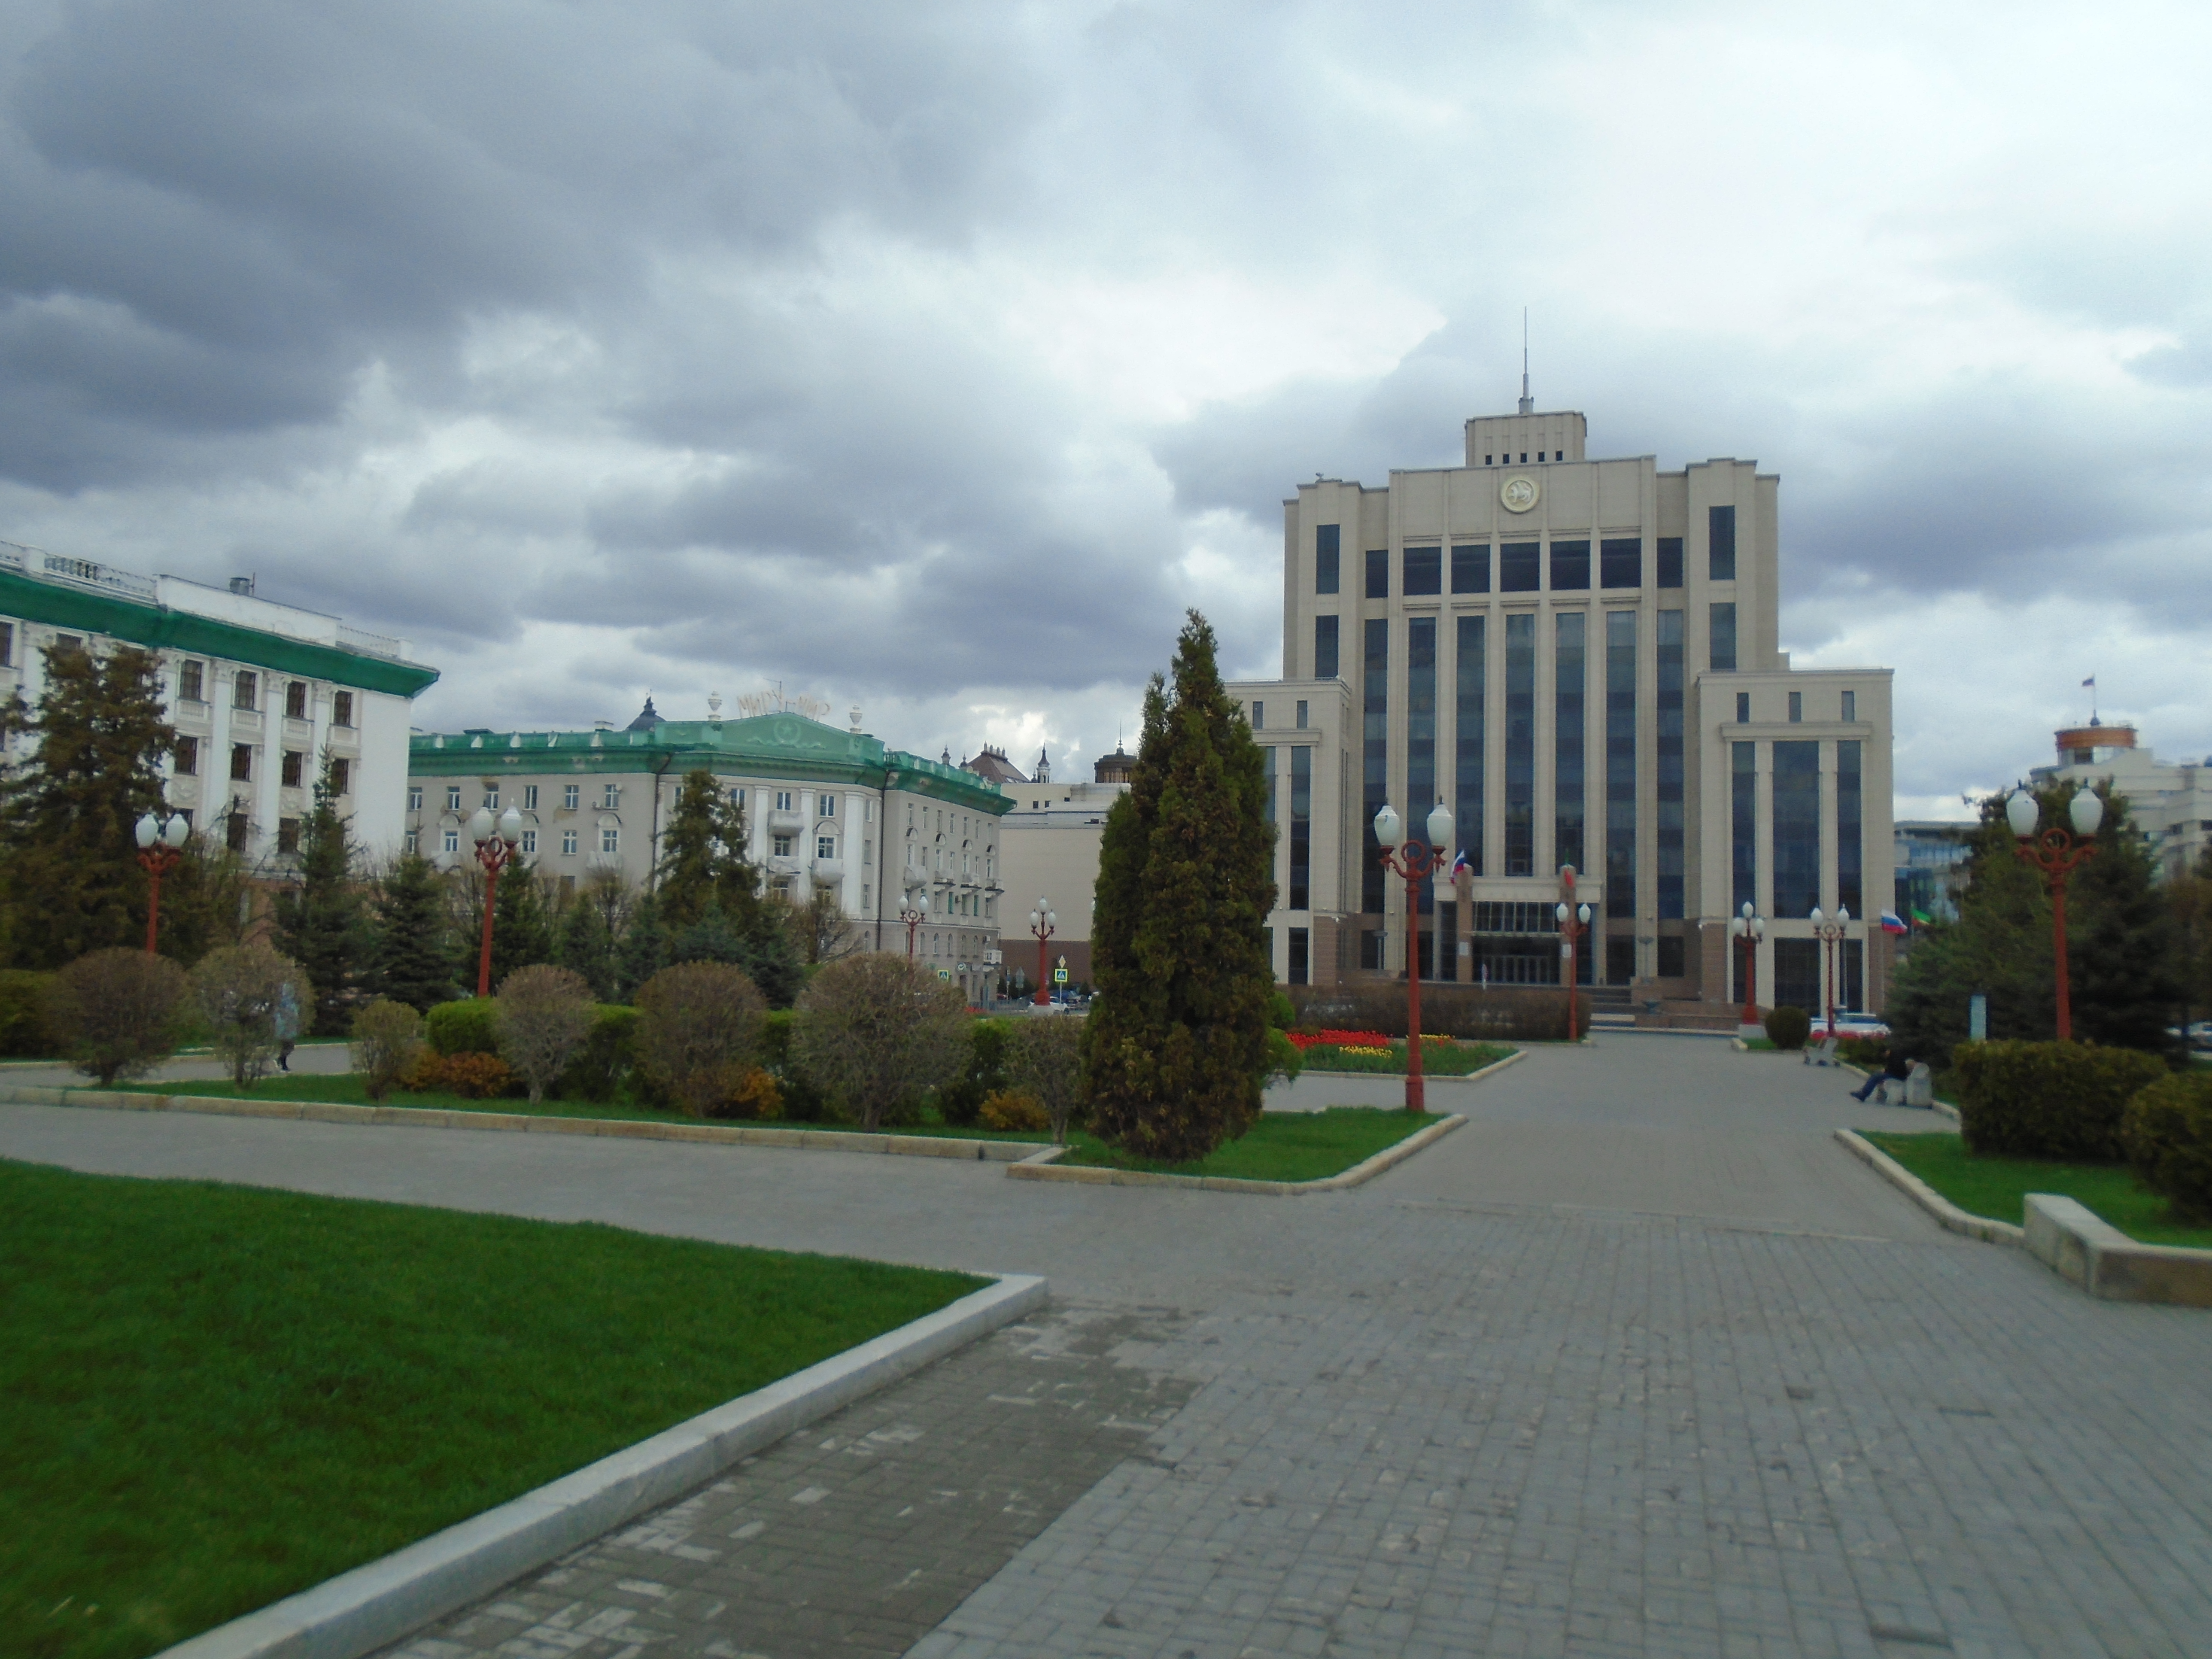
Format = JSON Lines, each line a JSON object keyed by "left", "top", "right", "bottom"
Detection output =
{"left": 1832, "top": 1129, "right": 2024, "bottom": 1246}
{"left": 0, "top": 1085, "right": 1042, "bottom": 1163}
{"left": 157, "top": 1273, "right": 1051, "bottom": 1659}
{"left": 2021, "top": 1194, "right": 2212, "bottom": 1306}
{"left": 1292, "top": 1047, "right": 1525, "bottom": 1086}
{"left": 1005, "top": 1113, "right": 1465, "bottom": 1196}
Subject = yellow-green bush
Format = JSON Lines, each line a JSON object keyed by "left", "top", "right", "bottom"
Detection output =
{"left": 0, "top": 969, "right": 56, "bottom": 1057}
{"left": 978, "top": 1089, "right": 1048, "bottom": 1132}
{"left": 1764, "top": 1005, "right": 1811, "bottom": 1051}
{"left": 1953, "top": 1039, "right": 2169, "bottom": 1161}
{"left": 2122, "top": 1073, "right": 2212, "bottom": 1222}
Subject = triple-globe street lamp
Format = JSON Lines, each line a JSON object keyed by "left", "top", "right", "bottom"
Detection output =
{"left": 469, "top": 805, "right": 524, "bottom": 997}
{"left": 1727, "top": 900, "right": 1766, "bottom": 1034}
{"left": 2008, "top": 785, "right": 2103, "bottom": 1041}
{"left": 1028, "top": 897, "right": 1057, "bottom": 1007}
{"left": 134, "top": 811, "right": 191, "bottom": 954}
{"left": 899, "top": 884, "right": 929, "bottom": 958}
{"left": 1556, "top": 891, "right": 1593, "bottom": 1043}
{"left": 1808, "top": 904, "right": 1850, "bottom": 1036}
{"left": 1374, "top": 800, "right": 1454, "bottom": 1114}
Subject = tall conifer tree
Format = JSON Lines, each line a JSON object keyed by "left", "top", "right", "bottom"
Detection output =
{"left": 1082, "top": 611, "right": 1277, "bottom": 1162}
{"left": 370, "top": 852, "right": 456, "bottom": 1010}
{"left": 273, "top": 754, "right": 366, "bottom": 1033}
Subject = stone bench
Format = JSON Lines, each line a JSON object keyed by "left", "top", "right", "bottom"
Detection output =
{"left": 2022, "top": 1194, "right": 2212, "bottom": 1306}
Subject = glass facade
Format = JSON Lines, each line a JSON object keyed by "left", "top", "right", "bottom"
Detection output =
{"left": 1657, "top": 610, "right": 1685, "bottom": 917}
{"left": 1504, "top": 613, "right": 1535, "bottom": 876}
{"left": 1554, "top": 611, "right": 1586, "bottom": 874}
{"left": 1837, "top": 739, "right": 1862, "bottom": 916}
{"left": 1709, "top": 504, "right": 1736, "bottom": 580}
{"left": 1455, "top": 615, "right": 1484, "bottom": 878}
{"left": 1314, "top": 614, "right": 1339, "bottom": 679}
{"left": 1263, "top": 747, "right": 1275, "bottom": 825}
{"left": 1774, "top": 938, "right": 1820, "bottom": 1013}
{"left": 1550, "top": 540, "right": 1590, "bottom": 591}
{"left": 1501, "top": 542, "right": 1540, "bottom": 592}
{"left": 1600, "top": 538, "right": 1641, "bottom": 589}
{"left": 1363, "top": 617, "right": 1389, "bottom": 913}
{"left": 1408, "top": 617, "right": 1437, "bottom": 907}
{"left": 1841, "top": 939, "right": 1864, "bottom": 1012}
{"left": 1772, "top": 740, "right": 1820, "bottom": 918}
{"left": 1290, "top": 745, "right": 1311, "bottom": 910}
{"left": 1656, "top": 537, "right": 1683, "bottom": 589}
{"left": 1732, "top": 741, "right": 1756, "bottom": 915}
{"left": 1403, "top": 546, "right": 1441, "bottom": 595}
{"left": 1606, "top": 611, "right": 1636, "bottom": 918}
{"left": 1316, "top": 524, "right": 1340, "bottom": 593}
{"left": 1366, "top": 548, "right": 1389, "bottom": 598}
{"left": 1710, "top": 602, "right": 1737, "bottom": 673}
{"left": 1288, "top": 926, "right": 1309, "bottom": 986}
{"left": 1451, "top": 544, "right": 1489, "bottom": 593}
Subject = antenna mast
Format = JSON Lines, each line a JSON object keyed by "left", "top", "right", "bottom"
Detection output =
{"left": 1518, "top": 308, "right": 1533, "bottom": 414}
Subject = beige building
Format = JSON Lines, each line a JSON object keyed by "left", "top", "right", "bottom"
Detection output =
{"left": 987, "top": 746, "right": 1133, "bottom": 989}
{"left": 1239, "top": 396, "right": 1898, "bottom": 1016}
{"left": 2033, "top": 723, "right": 2212, "bottom": 882}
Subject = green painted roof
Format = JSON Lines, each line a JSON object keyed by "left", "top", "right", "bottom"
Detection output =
{"left": 410, "top": 714, "right": 1013, "bottom": 814}
{"left": 0, "top": 567, "right": 440, "bottom": 698}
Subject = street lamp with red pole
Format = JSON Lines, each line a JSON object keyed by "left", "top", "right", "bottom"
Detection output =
{"left": 469, "top": 805, "right": 523, "bottom": 997}
{"left": 1728, "top": 900, "right": 1765, "bottom": 1036}
{"left": 1028, "top": 896, "right": 1056, "bottom": 1006}
{"left": 1374, "top": 800, "right": 1454, "bottom": 1114}
{"left": 899, "top": 884, "right": 929, "bottom": 958}
{"left": 134, "top": 811, "right": 190, "bottom": 954}
{"left": 2007, "top": 786, "right": 2102, "bottom": 1041}
{"left": 1556, "top": 889, "right": 1592, "bottom": 1042}
{"left": 1809, "top": 904, "right": 1849, "bottom": 1037}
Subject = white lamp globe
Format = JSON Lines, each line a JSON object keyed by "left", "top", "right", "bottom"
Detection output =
{"left": 1555, "top": 901, "right": 1569, "bottom": 924}
{"left": 2005, "top": 790, "right": 2040, "bottom": 840}
{"left": 134, "top": 812, "right": 159, "bottom": 849}
{"left": 1373, "top": 803, "right": 1403, "bottom": 850}
{"left": 1730, "top": 917, "right": 1744, "bottom": 938}
{"left": 1425, "top": 802, "right": 1453, "bottom": 851}
{"left": 497, "top": 806, "right": 523, "bottom": 842}
{"left": 165, "top": 816, "right": 189, "bottom": 848}
{"left": 1741, "top": 899, "right": 1754, "bottom": 920}
{"left": 1578, "top": 903, "right": 1592, "bottom": 925}
{"left": 469, "top": 807, "right": 495, "bottom": 842}
{"left": 1810, "top": 905, "right": 1823, "bottom": 926}
{"left": 1838, "top": 905, "right": 1850, "bottom": 924}
{"left": 2070, "top": 789, "right": 2104, "bottom": 836}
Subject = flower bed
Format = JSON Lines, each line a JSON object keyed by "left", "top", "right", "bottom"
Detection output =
{"left": 1287, "top": 1029, "right": 1457, "bottom": 1051}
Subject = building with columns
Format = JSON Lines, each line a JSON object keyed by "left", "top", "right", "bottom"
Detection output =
{"left": 1235, "top": 397, "right": 1898, "bottom": 1016}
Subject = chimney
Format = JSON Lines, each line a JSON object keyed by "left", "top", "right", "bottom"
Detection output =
{"left": 228, "top": 576, "right": 255, "bottom": 597}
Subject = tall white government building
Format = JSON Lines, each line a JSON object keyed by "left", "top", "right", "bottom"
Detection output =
{"left": 1231, "top": 395, "right": 1898, "bottom": 1018}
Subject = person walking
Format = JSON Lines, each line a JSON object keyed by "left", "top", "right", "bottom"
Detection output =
{"left": 1850, "top": 1044, "right": 1911, "bottom": 1104}
{"left": 275, "top": 981, "right": 300, "bottom": 1074}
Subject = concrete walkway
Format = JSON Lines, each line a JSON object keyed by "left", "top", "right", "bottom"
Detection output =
{"left": 6, "top": 1037, "right": 2211, "bottom": 1657}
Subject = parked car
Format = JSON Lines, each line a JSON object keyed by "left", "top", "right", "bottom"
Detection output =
{"left": 1809, "top": 1015, "right": 1890, "bottom": 1042}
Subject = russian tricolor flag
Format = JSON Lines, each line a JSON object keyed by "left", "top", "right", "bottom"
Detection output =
{"left": 1879, "top": 910, "right": 1908, "bottom": 935}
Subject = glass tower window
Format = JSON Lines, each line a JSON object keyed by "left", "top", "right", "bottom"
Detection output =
{"left": 1657, "top": 610, "right": 1684, "bottom": 917}
{"left": 1709, "top": 504, "right": 1737, "bottom": 580}
{"left": 1403, "top": 546, "right": 1441, "bottom": 595}
{"left": 1710, "top": 602, "right": 1737, "bottom": 673}
{"left": 1316, "top": 524, "right": 1340, "bottom": 593}
{"left": 1549, "top": 540, "right": 1590, "bottom": 591}
{"left": 1365, "top": 548, "right": 1389, "bottom": 598}
{"left": 1451, "top": 544, "right": 1489, "bottom": 593}
{"left": 1455, "top": 615, "right": 1484, "bottom": 879}
{"left": 1774, "top": 938, "right": 1820, "bottom": 1012}
{"left": 1600, "top": 538, "right": 1641, "bottom": 589}
{"left": 1290, "top": 746, "right": 1312, "bottom": 911}
{"left": 1500, "top": 542, "right": 1540, "bottom": 592}
{"left": 1838, "top": 739, "right": 1863, "bottom": 917}
{"left": 1504, "top": 613, "right": 1535, "bottom": 876}
{"left": 1732, "top": 741, "right": 1756, "bottom": 916}
{"left": 1314, "top": 615, "right": 1339, "bottom": 679}
{"left": 1606, "top": 611, "right": 1636, "bottom": 918}
{"left": 1554, "top": 612, "right": 1585, "bottom": 874}
{"left": 1408, "top": 617, "right": 1437, "bottom": 908}
{"left": 1772, "top": 740, "right": 1821, "bottom": 918}
{"left": 1362, "top": 618, "right": 1389, "bottom": 913}
{"left": 1656, "top": 537, "right": 1684, "bottom": 589}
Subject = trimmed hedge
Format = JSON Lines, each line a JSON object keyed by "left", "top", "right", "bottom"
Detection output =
{"left": 0, "top": 969, "right": 55, "bottom": 1057}
{"left": 1286, "top": 982, "right": 1570, "bottom": 1042}
{"left": 2123, "top": 1073, "right": 2212, "bottom": 1223}
{"left": 425, "top": 999, "right": 499, "bottom": 1057}
{"left": 1952, "top": 1039, "right": 2169, "bottom": 1161}
{"left": 1765, "top": 1005, "right": 1811, "bottom": 1051}
{"left": 553, "top": 1005, "right": 640, "bottom": 1102}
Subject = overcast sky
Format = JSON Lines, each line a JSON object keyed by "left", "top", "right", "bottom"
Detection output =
{"left": 3, "top": 0, "right": 2207, "bottom": 818}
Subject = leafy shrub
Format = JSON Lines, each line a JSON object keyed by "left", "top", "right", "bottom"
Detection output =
{"left": 0, "top": 969, "right": 57, "bottom": 1057}
{"left": 493, "top": 965, "right": 598, "bottom": 1104}
{"left": 553, "top": 1005, "right": 639, "bottom": 1103}
{"left": 1264, "top": 1027, "right": 1304, "bottom": 1085}
{"left": 1006, "top": 1016, "right": 1087, "bottom": 1144}
{"left": 2123, "top": 1073, "right": 2212, "bottom": 1222}
{"left": 425, "top": 998, "right": 500, "bottom": 1056}
{"left": 430, "top": 1051, "right": 517, "bottom": 1100}
{"left": 1266, "top": 989, "right": 1295, "bottom": 1030}
{"left": 1837, "top": 1036, "right": 1888, "bottom": 1069}
{"left": 1952, "top": 1039, "right": 2170, "bottom": 1161}
{"left": 46, "top": 949, "right": 189, "bottom": 1085}
{"left": 978, "top": 1089, "right": 1048, "bottom": 1132}
{"left": 937, "top": 1016, "right": 1013, "bottom": 1127}
{"left": 1764, "top": 1006, "right": 1811, "bottom": 1051}
{"left": 350, "top": 999, "right": 425, "bottom": 1102}
{"left": 757, "top": 1010, "right": 826, "bottom": 1121}
{"left": 793, "top": 953, "right": 968, "bottom": 1131}
{"left": 191, "top": 944, "right": 313, "bottom": 1088}
{"left": 715, "top": 1066, "right": 784, "bottom": 1121}
{"left": 634, "top": 962, "right": 768, "bottom": 1118}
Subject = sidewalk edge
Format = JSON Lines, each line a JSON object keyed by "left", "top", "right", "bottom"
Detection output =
{"left": 1005, "top": 1114, "right": 1465, "bottom": 1196}
{"left": 1832, "top": 1129, "right": 2023, "bottom": 1246}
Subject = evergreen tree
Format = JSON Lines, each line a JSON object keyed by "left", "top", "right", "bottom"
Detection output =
{"left": 154, "top": 830, "right": 252, "bottom": 966}
{"left": 656, "top": 770, "right": 724, "bottom": 931}
{"left": 273, "top": 754, "right": 367, "bottom": 1034}
{"left": 0, "top": 641, "right": 176, "bottom": 968}
{"left": 2069, "top": 789, "right": 2180, "bottom": 1054}
{"left": 1082, "top": 611, "right": 1277, "bottom": 1162}
{"left": 370, "top": 853, "right": 456, "bottom": 1010}
{"left": 555, "top": 889, "right": 617, "bottom": 1000}
{"left": 488, "top": 858, "right": 554, "bottom": 988}
{"left": 614, "top": 892, "right": 671, "bottom": 1002}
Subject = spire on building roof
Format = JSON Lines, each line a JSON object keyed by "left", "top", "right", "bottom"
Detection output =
{"left": 1518, "top": 307, "right": 1533, "bottom": 415}
{"left": 624, "top": 695, "right": 664, "bottom": 732}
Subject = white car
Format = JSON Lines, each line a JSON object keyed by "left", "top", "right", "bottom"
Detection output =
{"left": 1810, "top": 1015, "right": 1890, "bottom": 1041}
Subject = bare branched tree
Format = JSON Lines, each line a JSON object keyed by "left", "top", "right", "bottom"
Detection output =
{"left": 493, "top": 964, "right": 598, "bottom": 1104}
{"left": 793, "top": 953, "right": 968, "bottom": 1130}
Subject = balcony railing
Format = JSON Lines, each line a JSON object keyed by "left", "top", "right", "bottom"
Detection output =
{"left": 0, "top": 540, "right": 158, "bottom": 602}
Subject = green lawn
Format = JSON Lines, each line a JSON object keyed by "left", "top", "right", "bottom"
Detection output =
{"left": 1299, "top": 1041, "right": 1514, "bottom": 1076}
{"left": 1057, "top": 1106, "right": 1445, "bottom": 1182}
{"left": 0, "top": 1160, "right": 986, "bottom": 1659}
{"left": 1861, "top": 1130, "right": 2212, "bottom": 1250}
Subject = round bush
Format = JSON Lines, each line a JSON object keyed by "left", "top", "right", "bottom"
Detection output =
{"left": 425, "top": 998, "right": 500, "bottom": 1056}
{"left": 351, "top": 998, "right": 425, "bottom": 1102}
{"left": 1764, "top": 1005, "right": 1811, "bottom": 1051}
{"left": 978, "top": 1089, "right": 1048, "bottom": 1132}
{"left": 46, "top": 948, "right": 189, "bottom": 1085}
{"left": 2123, "top": 1073, "right": 2212, "bottom": 1222}
{"left": 190, "top": 944, "right": 312, "bottom": 1089}
{"left": 493, "top": 965, "right": 597, "bottom": 1105}
{"left": 793, "top": 954, "right": 968, "bottom": 1131}
{"left": 1953, "top": 1039, "right": 2170, "bottom": 1161}
{"left": 634, "top": 961, "right": 768, "bottom": 1119}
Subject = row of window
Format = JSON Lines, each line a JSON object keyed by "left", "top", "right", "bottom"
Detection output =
{"left": 1314, "top": 602, "right": 1738, "bottom": 680}
{"left": 176, "top": 738, "right": 353, "bottom": 794}
{"left": 408, "top": 825, "right": 621, "bottom": 858}
{"left": 1479, "top": 451, "right": 1568, "bottom": 465}
{"left": 1733, "top": 690, "right": 1859, "bottom": 724}
{"left": 1248, "top": 700, "right": 1313, "bottom": 730}
{"left": 1313, "top": 509, "right": 1738, "bottom": 597}
{"left": 0, "top": 627, "right": 363, "bottom": 726}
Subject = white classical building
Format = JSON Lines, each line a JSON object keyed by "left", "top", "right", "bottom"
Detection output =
{"left": 0, "top": 540, "right": 437, "bottom": 864}
{"left": 2031, "top": 722, "right": 2212, "bottom": 882}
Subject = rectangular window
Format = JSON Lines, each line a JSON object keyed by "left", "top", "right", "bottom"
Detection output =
{"left": 175, "top": 736, "right": 199, "bottom": 777}
{"left": 601, "top": 826, "right": 620, "bottom": 854}
{"left": 818, "top": 835, "right": 836, "bottom": 860}
{"left": 1710, "top": 602, "right": 1737, "bottom": 673}
{"left": 442, "top": 827, "right": 460, "bottom": 854}
{"left": 1252, "top": 701, "right": 1264, "bottom": 730}
{"left": 520, "top": 829, "right": 538, "bottom": 855}
{"left": 1732, "top": 741, "right": 1756, "bottom": 917}
{"left": 407, "top": 785, "right": 422, "bottom": 811}
{"left": 285, "top": 681, "right": 307, "bottom": 719}
{"left": 1314, "top": 614, "right": 1340, "bottom": 679}
{"left": 228, "top": 812, "right": 251, "bottom": 853}
{"left": 0, "top": 623, "right": 12, "bottom": 667}
{"left": 1262, "top": 747, "right": 1276, "bottom": 826}
{"left": 1600, "top": 538, "right": 1641, "bottom": 589}
{"left": 1841, "top": 689, "right": 1856, "bottom": 723}
{"left": 1606, "top": 611, "right": 1636, "bottom": 918}
{"left": 1736, "top": 692, "right": 1750, "bottom": 723}
{"left": 1654, "top": 935, "right": 1684, "bottom": 979}
{"left": 773, "top": 833, "right": 794, "bottom": 857}
{"left": 404, "top": 830, "right": 419, "bottom": 854}
{"left": 1549, "top": 540, "right": 1590, "bottom": 592}
{"left": 331, "top": 690, "right": 354, "bottom": 728}
{"left": 1656, "top": 537, "right": 1684, "bottom": 589}
{"left": 1455, "top": 615, "right": 1484, "bottom": 880}
{"left": 230, "top": 743, "right": 253, "bottom": 782}
{"left": 1290, "top": 746, "right": 1312, "bottom": 910}
{"left": 329, "top": 758, "right": 350, "bottom": 796}
{"left": 277, "top": 818, "right": 301, "bottom": 854}
{"left": 1316, "top": 525, "right": 1340, "bottom": 593}
{"left": 523, "top": 785, "right": 539, "bottom": 810}
{"left": 1772, "top": 740, "right": 1821, "bottom": 918}
{"left": 447, "top": 786, "right": 462, "bottom": 810}
{"left": 776, "top": 790, "right": 793, "bottom": 811}
{"left": 234, "top": 672, "right": 258, "bottom": 711}
{"left": 1709, "top": 504, "right": 1737, "bottom": 580}
{"left": 1504, "top": 612, "right": 1535, "bottom": 876}
{"left": 1555, "top": 612, "right": 1585, "bottom": 875}
{"left": 54, "top": 634, "right": 82, "bottom": 656}
{"left": 604, "top": 784, "right": 620, "bottom": 808}
{"left": 483, "top": 789, "right": 499, "bottom": 810}
{"left": 1608, "top": 937, "right": 1635, "bottom": 984}
{"left": 820, "top": 796, "right": 836, "bottom": 818}
{"left": 1841, "top": 939, "right": 1865, "bottom": 1013}
{"left": 1500, "top": 541, "right": 1540, "bottom": 593}
{"left": 1288, "top": 926, "right": 1309, "bottom": 986}
{"left": 1365, "top": 547, "right": 1389, "bottom": 598}
{"left": 1362, "top": 618, "right": 1389, "bottom": 912}
{"left": 1774, "top": 938, "right": 1820, "bottom": 1013}
{"left": 1838, "top": 739, "right": 1863, "bottom": 917}
{"left": 1295, "top": 700, "right": 1308, "bottom": 729}
{"left": 1409, "top": 617, "right": 1437, "bottom": 909}
{"left": 564, "top": 784, "right": 580, "bottom": 810}
{"left": 1657, "top": 610, "right": 1684, "bottom": 918}
{"left": 1451, "top": 543, "right": 1490, "bottom": 594}
{"left": 178, "top": 659, "right": 203, "bottom": 701}
{"left": 1788, "top": 691, "right": 1802, "bottom": 723}
{"left": 1360, "top": 930, "right": 1384, "bottom": 971}
{"left": 1402, "top": 545, "right": 1441, "bottom": 596}
{"left": 562, "top": 830, "right": 579, "bottom": 856}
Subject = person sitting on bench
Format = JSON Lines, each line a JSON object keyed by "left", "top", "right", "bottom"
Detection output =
{"left": 1851, "top": 1045, "right": 1911, "bottom": 1103}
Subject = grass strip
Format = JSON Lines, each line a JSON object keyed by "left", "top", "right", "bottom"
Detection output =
{"left": 0, "top": 1159, "right": 986, "bottom": 1659}
{"left": 1299, "top": 1042, "right": 1514, "bottom": 1076}
{"left": 1860, "top": 1130, "right": 2212, "bottom": 1250}
{"left": 1057, "top": 1106, "right": 1444, "bottom": 1182}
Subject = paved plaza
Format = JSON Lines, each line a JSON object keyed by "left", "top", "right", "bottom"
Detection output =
{"left": 6, "top": 1037, "right": 2212, "bottom": 1656}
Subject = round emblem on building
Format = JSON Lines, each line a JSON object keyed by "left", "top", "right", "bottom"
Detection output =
{"left": 1501, "top": 474, "right": 1540, "bottom": 513}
